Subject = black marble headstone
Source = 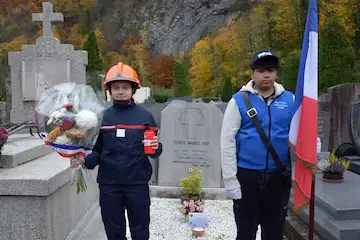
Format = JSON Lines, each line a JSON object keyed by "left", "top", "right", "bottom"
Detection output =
{"left": 349, "top": 95, "right": 360, "bottom": 155}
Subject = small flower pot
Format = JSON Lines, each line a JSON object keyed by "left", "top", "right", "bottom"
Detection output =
{"left": 323, "top": 171, "right": 344, "bottom": 183}
{"left": 192, "top": 227, "right": 205, "bottom": 238}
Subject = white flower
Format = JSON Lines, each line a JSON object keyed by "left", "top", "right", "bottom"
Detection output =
{"left": 74, "top": 110, "right": 98, "bottom": 130}
{"left": 47, "top": 109, "right": 66, "bottom": 125}
{"left": 317, "top": 157, "right": 330, "bottom": 171}
{"left": 54, "top": 135, "right": 73, "bottom": 145}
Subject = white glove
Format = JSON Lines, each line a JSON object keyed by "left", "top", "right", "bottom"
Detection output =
{"left": 317, "top": 137, "right": 321, "bottom": 154}
{"left": 226, "top": 188, "right": 242, "bottom": 200}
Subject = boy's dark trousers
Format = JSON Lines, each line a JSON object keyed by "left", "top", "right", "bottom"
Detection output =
{"left": 233, "top": 167, "right": 291, "bottom": 240}
{"left": 99, "top": 184, "right": 150, "bottom": 240}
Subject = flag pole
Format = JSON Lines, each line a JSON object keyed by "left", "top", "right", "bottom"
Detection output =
{"left": 308, "top": 175, "right": 315, "bottom": 240}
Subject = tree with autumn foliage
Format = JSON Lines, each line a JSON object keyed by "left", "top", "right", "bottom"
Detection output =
{"left": 0, "top": 36, "right": 28, "bottom": 100}
{"left": 319, "top": 0, "right": 356, "bottom": 39}
{"left": 102, "top": 51, "right": 127, "bottom": 72}
{"left": 189, "top": 37, "right": 214, "bottom": 98}
{"left": 120, "top": 31, "right": 151, "bottom": 86}
{"left": 147, "top": 54, "right": 175, "bottom": 88}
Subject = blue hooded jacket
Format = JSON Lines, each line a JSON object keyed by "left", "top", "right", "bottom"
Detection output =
{"left": 233, "top": 85, "right": 294, "bottom": 172}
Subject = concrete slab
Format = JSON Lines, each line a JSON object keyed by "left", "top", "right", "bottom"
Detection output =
{"left": 292, "top": 162, "right": 360, "bottom": 221}
{"left": 0, "top": 152, "right": 99, "bottom": 240}
{"left": 289, "top": 168, "right": 360, "bottom": 239}
{"left": 0, "top": 151, "right": 71, "bottom": 196}
{"left": 0, "top": 134, "right": 53, "bottom": 168}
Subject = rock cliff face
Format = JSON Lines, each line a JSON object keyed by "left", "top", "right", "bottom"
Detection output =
{"left": 99, "top": 0, "right": 249, "bottom": 55}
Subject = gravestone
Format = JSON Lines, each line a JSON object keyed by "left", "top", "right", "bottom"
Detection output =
{"left": 209, "top": 100, "right": 228, "bottom": 113}
{"left": 158, "top": 100, "right": 223, "bottom": 188}
{"left": 347, "top": 95, "right": 360, "bottom": 174}
{"left": 328, "top": 83, "right": 360, "bottom": 151}
{"left": 318, "top": 93, "right": 329, "bottom": 112}
{"left": 318, "top": 110, "right": 330, "bottom": 152}
{"left": 7, "top": 2, "right": 88, "bottom": 124}
{"left": 349, "top": 95, "right": 360, "bottom": 155}
{"left": 168, "top": 96, "right": 192, "bottom": 102}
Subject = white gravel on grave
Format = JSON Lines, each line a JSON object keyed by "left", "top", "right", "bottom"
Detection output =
{"left": 126, "top": 197, "right": 262, "bottom": 240}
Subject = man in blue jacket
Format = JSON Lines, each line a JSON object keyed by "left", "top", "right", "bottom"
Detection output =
{"left": 220, "top": 50, "right": 321, "bottom": 239}
{"left": 72, "top": 62, "right": 162, "bottom": 240}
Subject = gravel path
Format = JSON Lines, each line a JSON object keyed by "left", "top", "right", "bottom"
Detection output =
{"left": 147, "top": 198, "right": 262, "bottom": 240}
{"left": 79, "top": 197, "right": 263, "bottom": 240}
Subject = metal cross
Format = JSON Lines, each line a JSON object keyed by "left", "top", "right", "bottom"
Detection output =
{"left": 32, "top": 2, "right": 64, "bottom": 37}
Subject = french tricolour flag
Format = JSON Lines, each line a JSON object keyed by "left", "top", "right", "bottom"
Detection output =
{"left": 289, "top": 0, "right": 318, "bottom": 211}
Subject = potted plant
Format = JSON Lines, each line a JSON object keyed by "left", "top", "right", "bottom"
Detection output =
{"left": 180, "top": 168, "right": 203, "bottom": 201}
{"left": 317, "top": 151, "right": 350, "bottom": 183}
{"left": 0, "top": 127, "right": 8, "bottom": 154}
{"left": 179, "top": 168, "right": 204, "bottom": 221}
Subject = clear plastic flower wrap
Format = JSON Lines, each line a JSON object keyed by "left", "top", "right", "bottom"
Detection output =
{"left": 35, "top": 82, "right": 105, "bottom": 194}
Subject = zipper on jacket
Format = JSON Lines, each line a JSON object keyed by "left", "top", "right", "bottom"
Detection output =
{"left": 265, "top": 105, "right": 271, "bottom": 172}
{"left": 265, "top": 94, "right": 280, "bottom": 172}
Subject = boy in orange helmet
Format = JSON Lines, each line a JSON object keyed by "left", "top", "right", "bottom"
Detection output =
{"left": 72, "top": 62, "right": 162, "bottom": 240}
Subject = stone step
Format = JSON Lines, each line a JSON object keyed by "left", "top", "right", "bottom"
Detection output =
{"left": 348, "top": 162, "right": 360, "bottom": 175}
{"left": 289, "top": 166, "right": 360, "bottom": 240}
{"left": 0, "top": 134, "right": 53, "bottom": 168}
{"left": 289, "top": 193, "right": 360, "bottom": 240}
{"left": 0, "top": 150, "right": 99, "bottom": 240}
{"left": 0, "top": 151, "right": 72, "bottom": 196}
{"left": 313, "top": 171, "right": 360, "bottom": 221}
{"left": 344, "top": 156, "right": 360, "bottom": 175}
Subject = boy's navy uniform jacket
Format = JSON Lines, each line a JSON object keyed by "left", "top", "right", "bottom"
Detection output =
{"left": 84, "top": 99, "right": 162, "bottom": 185}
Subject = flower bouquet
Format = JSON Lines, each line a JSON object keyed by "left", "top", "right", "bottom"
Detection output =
{"left": 180, "top": 199, "right": 204, "bottom": 222}
{"left": 0, "top": 127, "right": 9, "bottom": 152}
{"left": 35, "top": 83, "right": 105, "bottom": 194}
{"left": 317, "top": 151, "right": 350, "bottom": 183}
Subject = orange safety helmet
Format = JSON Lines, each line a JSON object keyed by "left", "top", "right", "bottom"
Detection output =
{"left": 103, "top": 62, "right": 141, "bottom": 91}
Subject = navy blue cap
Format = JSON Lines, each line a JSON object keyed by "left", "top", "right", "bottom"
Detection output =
{"left": 250, "top": 49, "right": 279, "bottom": 69}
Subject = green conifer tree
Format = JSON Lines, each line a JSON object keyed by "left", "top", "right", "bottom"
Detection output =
{"left": 319, "top": 15, "right": 358, "bottom": 92}
{"left": 172, "top": 61, "right": 191, "bottom": 97}
{"left": 83, "top": 31, "right": 103, "bottom": 72}
{"left": 220, "top": 77, "right": 233, "bottom": 102}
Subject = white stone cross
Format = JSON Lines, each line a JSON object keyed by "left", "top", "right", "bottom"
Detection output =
{"left": 32, "top": 2, "right": 64, "bottom": 37}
